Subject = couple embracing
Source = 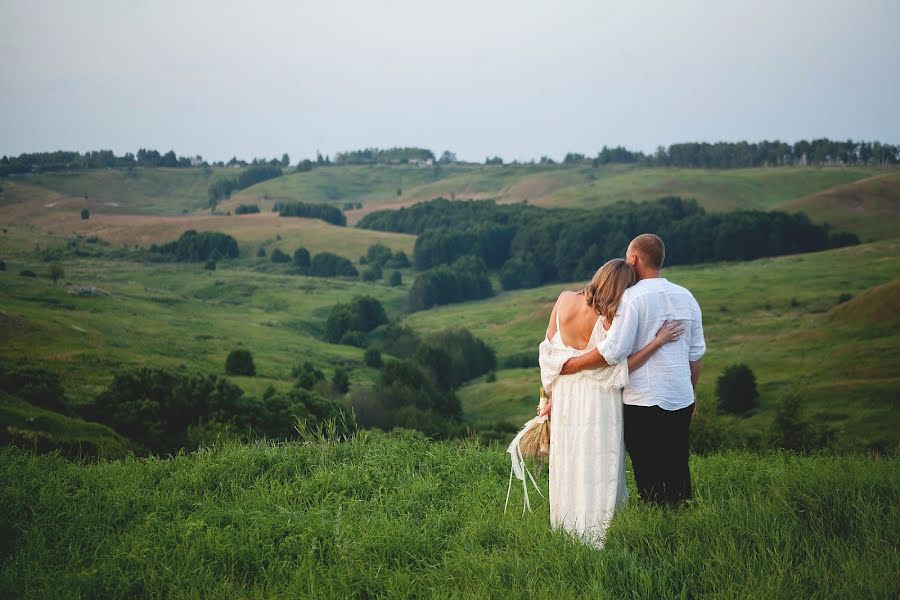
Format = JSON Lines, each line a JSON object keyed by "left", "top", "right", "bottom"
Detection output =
{"left": 538, "top": 233, "right": 706, "bottom": 549}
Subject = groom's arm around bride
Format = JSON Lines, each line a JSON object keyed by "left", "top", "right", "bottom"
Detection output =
{"left": 561, "top": 234, "right": 706, "bottom": 507}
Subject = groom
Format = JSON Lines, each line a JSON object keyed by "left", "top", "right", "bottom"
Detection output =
{"left": 560, "top": 233, "right": 706, "bottom": 506}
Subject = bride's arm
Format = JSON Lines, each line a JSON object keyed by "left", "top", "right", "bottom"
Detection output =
{"left": 625, "top": 321, "right": 683, "bottom": 372}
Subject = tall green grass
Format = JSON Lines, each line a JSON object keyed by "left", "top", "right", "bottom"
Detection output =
{"left": 1, "top": 434, "right": 897, "bottom": 598}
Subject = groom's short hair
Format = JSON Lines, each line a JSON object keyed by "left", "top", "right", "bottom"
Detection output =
{"left": 630, "top": 234, "right": 665, "bottom": 269}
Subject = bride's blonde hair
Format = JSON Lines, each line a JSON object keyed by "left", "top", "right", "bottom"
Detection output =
{"left": 583, "top": 258, "right": 636, "bottom": 321}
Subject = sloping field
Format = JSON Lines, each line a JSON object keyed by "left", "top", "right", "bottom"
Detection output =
{"left": 779, "top": 172, "right": 900, "bottom": 241}
{"left": 408, "top": 241, "right": 900, "bottom": 450}
{"left": 0, "top": 168, "right": 234, "bottom": 216}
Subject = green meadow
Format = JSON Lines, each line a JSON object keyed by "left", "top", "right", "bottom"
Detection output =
{"left": 1, "top": 435, "right": 897, "bottom": 598}
{"left": 1, "top": 163, "right": 898, "bottom": 597}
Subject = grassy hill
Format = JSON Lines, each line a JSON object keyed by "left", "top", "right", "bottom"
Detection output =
{"left": 407, "top": 240, "right": 900, "bottom": 451}
{"left": 1, "top": 436, "right": 897, "bottom": 598}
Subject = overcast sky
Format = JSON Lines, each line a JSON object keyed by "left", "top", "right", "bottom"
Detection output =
{"left": 1, "top": 0, "right": 898, "bottom": 163}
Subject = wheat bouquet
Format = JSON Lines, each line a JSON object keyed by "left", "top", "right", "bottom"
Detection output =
{"left": 504, "top": 389, "right": 551, "bottom": 514}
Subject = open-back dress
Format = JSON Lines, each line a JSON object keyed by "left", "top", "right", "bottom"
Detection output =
{"left": 539, "top": 309, "right": 630, "bottom": 549}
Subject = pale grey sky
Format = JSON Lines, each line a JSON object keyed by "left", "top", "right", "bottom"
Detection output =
{"left": 1, "top": 0, "right": 898, "bottom": 162}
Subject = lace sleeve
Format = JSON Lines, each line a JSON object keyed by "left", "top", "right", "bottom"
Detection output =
{"left": 538, "top": 337, "right": 576, "bottom": 393}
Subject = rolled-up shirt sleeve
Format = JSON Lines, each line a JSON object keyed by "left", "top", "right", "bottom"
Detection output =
{"left": 689, "top": 302, "right": 706, "bottom": 361}
{"left": 597, "top": 298, "right": 639, "bottom": 365}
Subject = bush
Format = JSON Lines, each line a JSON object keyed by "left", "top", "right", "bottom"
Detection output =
{"left": 501, "top": 352, "right": 536, "bottom": 369}
{"left": 716, "top": 364, "right": 758, "bottom": 415}
{"left": 408, "top": 256, "right": 493, "bottom": 311}
{"left": 151, "top": 230, "right": 239, "bottom": 262}
{"left": 414, "top": 328, "right": 496, "bottom": 390}
{"left": 0, "top": 260, "right": 5, "bottom": 271}
{"left": 256, "top": 247, "right": 266, "bottom": 258}
{"left": 225, "top": 349, "right": 256, "bottom": 376}
{"left": 293, "top": 247, "right": 311, "bottom": 272}
{"left": 270, "top": 248, "right": 291, "bottom": 263}
{"left": 386, "top": 251, "right": 410, "bottom": 269}
{"left": 0, "top": 363, "right": 67, "bottom": 413}
{"left": 293, "top": 361, "right": 324, "bottom": 390}
{"left": 770, "top": 394, "right": 833, "bottom": 452}
{"left": 19, "top": 270, "right": 36, "bottom": 278}
{"left": 80, "top": 208, "right": 90, "bottom": 220}
{"left": 48, "top": 264, "right": 65, "bottom": 285}
{"left": 361, "top": 265, "right": 382, "bottom": 282}
{"left": 333, "top": 367, "right": 350, "bottom": 394}
{"left": 310, "top": 252, "right": 358, "bottom": 278}
{"left": 364, "top": 347, "right": 383, "bottom": 369}
{"left": 274, "top": 201, "right": 346, "bottom": 226}
{"left": 235, "top": 204, "right": 260, "bottom": 215}
{"left": 388, "top": 271, "right": 402, "bottom": 287}
{"left": 325, "top": 296, "right": 389, "bottom": 344}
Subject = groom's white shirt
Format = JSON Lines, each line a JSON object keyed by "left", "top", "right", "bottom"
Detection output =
{"left": 597, "top": 278, "right": 705, "bottom": 411}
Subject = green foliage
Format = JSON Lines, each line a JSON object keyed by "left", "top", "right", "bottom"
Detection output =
{"left": 333, "top": 366, "right": 350, "bottom": 394}
{"left": 333, "top": 146, "right": 435, "bottom": 165}
{"left": 375, "top": 360, "right": 461, "bottom": 425}
{"left": 361, "top": 264, "right": 382, "bottom": 282}
{"left": 274, "top": 201, "right": 346, "bottom": 226}
{"left": 150, "top": 230, "right": 239, "bottom": 262}
{"left": 225, "top": 349, "right": 256, "bottom": 377}
{"left": 256, "top": 247, "right": 266, "bottom": 258}
{"left": 770, "top": 394, "right": 833, "bottom": 452}
{"left": 385, "top": 250, "right": 410, "bottom": 269}
{"left": 0, "top": 363, "right": 66, "bottom": 413}
{"left": 207, "top": 165, "right": 282, "bottom": 207}
{"left": 204, "top": 260, "right": 216, "bottom": 271}
{"left": 292, "top": 361, "right": 324, "bottom": 390}
{"left": 388, "top": 270, "right": 402, "bottom": 287}
{"left": 415, "top": 328, "right": 496, "bottom": 390}
{"left": 0, "top": 260, "right": 5, "bottom": 271}
{"left": 716, "top": 364, "right": 759, "bottom": 414}
{"left": 80, "top": 208, "right": 90, "bottom": 220}
{"left": 234, "top": 204, "right": 260, "bottom": 215}
{"left": 48, "top": 264, "right": 64, "bottom": 285}
{"left": 364, "top": 347, "right": 383, "bottom": 369}
{"left": 18, "top": 270, "right": 36, "bottom": 277}
{"left": 270, "top": 248, "right": 291, "bottom": 263}
{"left": 325, "top": 296, "right": 388, "bottom": 344}
{"left": 292, "top": 247, "right": 310, "bottom": 272}
{"left": 365, "top": 243, "right": 394, "bottom": 268}
{"left": 310, "top": 252, "right": 358, "bottom": 278}
{"left": 408, "top": 255, "right": 493, "bottom": 311}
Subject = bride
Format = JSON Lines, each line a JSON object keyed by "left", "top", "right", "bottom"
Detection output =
{"left": 538, "top": 258, "right": 682, "bottom": 549}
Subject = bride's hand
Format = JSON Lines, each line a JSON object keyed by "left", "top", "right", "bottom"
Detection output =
{"left": 654, "top": 320, "right": 684, "bottom": 345}
{"left": 538, "top": 395, "right": 552, "bottom": 418}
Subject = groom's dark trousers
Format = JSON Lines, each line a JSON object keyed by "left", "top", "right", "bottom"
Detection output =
{"left": 623, "top": 403, "right": 694, "bottom": 506}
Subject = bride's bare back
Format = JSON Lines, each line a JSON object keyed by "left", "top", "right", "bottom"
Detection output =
{"left": 546, "top": 291, "right": 602, "bottom": 351}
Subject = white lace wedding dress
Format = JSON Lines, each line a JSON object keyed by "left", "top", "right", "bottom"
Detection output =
{"left": 539, "top": 311, "right": 629, "bottom": 549}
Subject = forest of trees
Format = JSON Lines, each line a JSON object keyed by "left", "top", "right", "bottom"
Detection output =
{"left": 2, "top": 138, "right": 897, "bottom": 177}
{"left": 149, "top": 230, "right": 239, "bottom": 262}
{"left": 332, "top": 147, "right": 435, "bottom": 165}
{"left": 207, "top": 165, "right": 283, "bottom": 207}
{"left": 273, "top": 201, "right": 346, "bottom": 226}
{"left": 359, "top": 197, "right": 859, "bottom": 305}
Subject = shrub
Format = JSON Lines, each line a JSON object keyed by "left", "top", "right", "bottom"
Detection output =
{"left": 770, "top": 394, "right": 833, "bottom": 452}
{"left": 364, "top": 347, "right": 383, "bottom": 369}
{"left": 225, "top": 349, "right": 256, "bottom": 376}
{"left": 361, "top": 265, "right": 382, "bottom": 282}
{"left": 836, "top": 293, "right": 853, "bottom": 305}
{"left": 716, "top": 364, "right": 758, "bottom": 414}
{"left": 386, "top": 251, "right": 410, "bottom": 269}
{"left": 333, "top": 367, "right": 350, "bottom": 394}
{"left": 310, "top": 252, "right": 358, "bottom": 278}
{"left": 0, "top": 260, "right": 5, "bottom": 271}
{"left": 293, "top": 247, "right": 311, "bottom": 272}
{"left": 274, "top": 201, "right": 346, "bottom": 226}
{"left": 235, "top": 204, "right": 260, "bottom": 215}
{"left": 325, "top": 296, "right": 388, "bottom": 344}
{"left": 204, "top": 260, "right": 216, "bottom": 271}
{"left": 414, "top": 328, "right": 496, "bottom": 390}
{"left": 256, "top": 247, "right": 266, "bottom": 258}
{"left": 0, "top": 363, "right": 66, "bottom": 412}
{"left": 365, "top": 244, "right": 394, "bottom": 268}
{"left": 501, "top": 352, "right": 536, "bottom": 369}
{"left": 293, "top": 361, "right": 324, "bottom": 390}
{"left": 388, "top": 270, "right": 402, "bottom": 287}
{"left": 80, "top": 208, "right": 90, "bottom": 220}
{"left": 48, "top": 264, "right": 65, "bottom": 285}
{"left": 270, "top": 248, "right": 291, "bottom": 263}
{"left": 19, "top": 270, "right": 36, "bottom": 278}
{"left": 151, "top": 230, "right": 239, "bottom": 262}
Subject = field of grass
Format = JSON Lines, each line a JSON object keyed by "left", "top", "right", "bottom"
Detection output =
{"left": 408, "top": 241, "right": 900, "bottom": 451}
{"left": 0, "top": 244, "right": 413, "bottom": 405}
{"left": 1, "top": 435, "right": 897, "bottom": 598}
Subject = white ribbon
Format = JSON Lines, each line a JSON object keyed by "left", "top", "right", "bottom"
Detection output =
{"left": 504, "top": 416, "right": 548, "bottom": 514}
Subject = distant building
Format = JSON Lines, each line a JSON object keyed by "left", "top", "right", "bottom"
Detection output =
{"left": 408, "top": 158, "right": 434, "bottom": 167}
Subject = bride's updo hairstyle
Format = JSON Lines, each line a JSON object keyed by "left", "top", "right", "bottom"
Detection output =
{"left": 583, "top": 258, "right": 636, "bottom": 321}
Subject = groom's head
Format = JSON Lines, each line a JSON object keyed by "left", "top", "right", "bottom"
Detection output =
{"left": 626, "top": 234, "right": 665, "bottom": 278}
